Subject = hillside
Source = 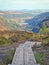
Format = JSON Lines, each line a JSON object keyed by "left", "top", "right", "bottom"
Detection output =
{"left": 0, "top": 16, "right": 9, "bottom": 31}
{"left": 25, "top": 12, "right": 49, "bottom": 33}
{"left": 0, "top": 11, "right": 34, "bottom": 19}
{"left": 0, "top": 11, "right": 34, "bottom": 31}
{"left": 0, "top": 11, "right": 49, "bottom": 33}
{"left": 0, "top": 16, "right": 19, "bottom": 31}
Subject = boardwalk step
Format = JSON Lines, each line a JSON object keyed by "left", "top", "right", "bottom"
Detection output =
{"left": 33, "top": 64, "right": 40, "bottom": 65}
{"left": 8, "top": 64, "right": 40, "bottom": 65}
{"left": 8, "top": 64, "right": 11, "bottom": 65}
{"left": 8, "top": 41, "right": 41, "bottom": 65}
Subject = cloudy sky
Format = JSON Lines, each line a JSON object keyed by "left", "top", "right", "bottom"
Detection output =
{"left": 0, "top": 0, "right": 49, "bottom": 10}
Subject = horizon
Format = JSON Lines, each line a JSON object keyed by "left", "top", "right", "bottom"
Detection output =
{"left": 0, "top": 9, "right": 49, "bottom": 11}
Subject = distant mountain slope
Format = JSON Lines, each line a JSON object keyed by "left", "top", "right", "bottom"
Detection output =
{"left": 0, "top": 11, "right": 34, "bottom": 32}
{"left": 25, "top": 12, "right": 49, "bottom": 33}
{"left": 0, "top": 16, "right": 19, "bottom": 31}
{"left": 0, "top": 16, "right": 9, "bottom": 31}
{"left": 0, "top": 11, "right": 34, "bottom": 19}
{"left": 1, "top": 13, "right": 33, "bottom": 19}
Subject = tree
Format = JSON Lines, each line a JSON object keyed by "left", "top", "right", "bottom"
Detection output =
{"left": 39, "top": 23, "right": 47, "bottom": 34}
{"left": 42, "top": 23, "right": 47, "bottom": 34}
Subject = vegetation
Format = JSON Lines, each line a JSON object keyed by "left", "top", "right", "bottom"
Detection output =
{"left": 32, "top": 24, "right": 49, "bottom": 65}
{"left": 0, "top": 48, "right": 15, "bottom": 65}
{"left": 0, "top": 29, "right": 49, "bottom": 65}
{"left": 0, "top": 12, "right": 49, "bottom": 65}
{"left": 32, "top": 44, "right": 49, "bottom": 65}
{"left": 5, "top": 49, "right": 15, "bottom": 65}
{"left": 39, "top": 23, "right": 49, "bottom": 34}
{"left": 0, "top": 29, "right": 49, "bottom": 46}
{"left": 39, "top": 23, "right": 49, "bottom": 45}
{"left": 0, "top": 37, "right": 10, "bottom": 46}
{"left": 34, "top": 51, "right": 44, "bottom": 64}
{"left": 42, "top": 36, "right": 49, "bottom": 45}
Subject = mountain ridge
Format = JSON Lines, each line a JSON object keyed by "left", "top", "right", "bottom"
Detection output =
{"left": 25, "top": 12, "right": 49, "bottom": 33}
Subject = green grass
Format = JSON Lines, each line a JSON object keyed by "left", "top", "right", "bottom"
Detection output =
{"left": 34, "top": 51, "right": 44, "bottom": 64}
{"left": 5, "top": 49, "right": 15, "bottom": 64}
{"left": 32, "top": 46, "right": 45, "bottom": 65}
{"left": 0, "top": 37, "right": 10, "bottom": 46}
{"left": 0, "top": 48, "right": 15, "bottom": 65}
{"left": 42, "top": 37, "right": 49, "bottom": 45}
{"left": 33, "top": 45, "right": 49, "bottom": 65}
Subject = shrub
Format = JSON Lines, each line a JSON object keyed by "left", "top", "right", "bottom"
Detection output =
{"left": 0, "top": 37, "right": 10, "bottom": 46}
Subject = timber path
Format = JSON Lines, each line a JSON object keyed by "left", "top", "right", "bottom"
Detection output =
{"left": 8, "top": 41, "right": 41, "bottom": 65}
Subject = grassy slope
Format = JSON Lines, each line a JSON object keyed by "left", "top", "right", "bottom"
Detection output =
{"left": 32, "top": 45, "right": 49, "bottom": 65}
{"left": 0, "top": 31, "right": 49, "bottom": 65}
{"left": 0, "top": 16, "right": 19, "bottom": 31}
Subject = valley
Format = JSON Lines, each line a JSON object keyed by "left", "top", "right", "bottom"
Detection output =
{"left": 0, "top": 10, "right": 49, "bottom": 65}
{"left": 0, "top": 11, "right": 34, "bottom": 31}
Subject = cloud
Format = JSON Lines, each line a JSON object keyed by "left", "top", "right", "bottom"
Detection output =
{"left": 0, "top": 0, "right": 49, "bottom": 5}
{"left": 0, "top": 0, "right": 49, "bottom": 10}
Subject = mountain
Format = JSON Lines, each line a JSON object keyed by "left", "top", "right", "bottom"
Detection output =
{"left": 0, "top": 11, "right": 49, "bottom": 32}
{"left": 0, "top": 10, "right": 42, "bottom": 19}
{"left": 0, "top": 16, "right": 19, "bottom": 31}
{"left": 25, "top": 12, "right": 49, "bottom": 33}
{"left": 0, "top": 10, "right": 34, "bottom": 32}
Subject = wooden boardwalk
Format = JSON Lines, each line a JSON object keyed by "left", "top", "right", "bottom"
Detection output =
{"left": 8, "top": 41, "right": 40, "bottom": 65}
